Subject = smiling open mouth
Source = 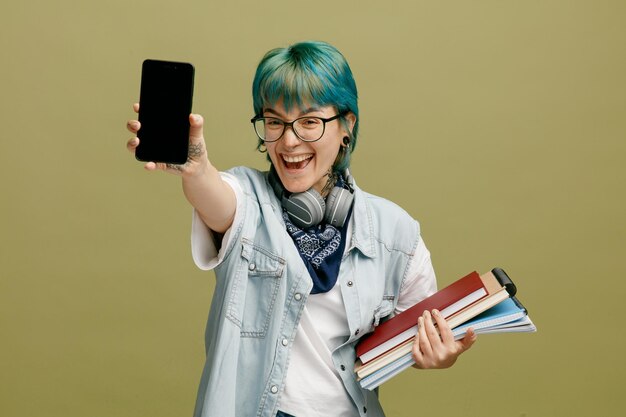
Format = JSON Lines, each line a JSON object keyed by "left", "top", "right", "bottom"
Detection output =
{"left": 282, "top": 153, "right": 313, "bottom": 170}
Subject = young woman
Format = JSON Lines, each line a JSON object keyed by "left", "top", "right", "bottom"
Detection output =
{"left": 126, "top": 41, "right": 476, "bottom": 417}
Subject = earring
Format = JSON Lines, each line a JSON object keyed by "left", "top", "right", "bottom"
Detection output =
{"left": 342, "top": 136, "right": 351, "bottom": 147}
{"left": 258, "top": 143, "right": 267, "bottom": 153}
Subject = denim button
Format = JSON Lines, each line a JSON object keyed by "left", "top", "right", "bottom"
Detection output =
{"left": 270, "top": 385, "right": 278, "bottom": 394}
{"left": 281, "top": 338, "right": 288, "bottom": 346}
{"left": 347, "top": 281, "right": 353, "bottom": 287}
{"left": 248, "top": 263, "right": 256, "bottom": 271}
{"left": 294, "top": 293, "right": 302, "bottom": 301}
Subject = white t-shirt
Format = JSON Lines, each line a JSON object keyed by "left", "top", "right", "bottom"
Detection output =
{"left": 191, "top": 174, "right": 437, "bottom": 417}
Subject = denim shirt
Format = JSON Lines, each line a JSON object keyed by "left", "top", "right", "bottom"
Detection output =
{"left": 192, "top": 167, "right": 422, "bottom": 417}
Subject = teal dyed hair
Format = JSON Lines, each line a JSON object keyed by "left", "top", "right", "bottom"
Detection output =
{"left": 252, "top": 41, "right": 359, "bottom": 171}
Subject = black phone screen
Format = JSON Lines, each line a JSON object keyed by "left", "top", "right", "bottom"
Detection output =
{"left": 136, "top": 59, "right": 195, "bottom": 164}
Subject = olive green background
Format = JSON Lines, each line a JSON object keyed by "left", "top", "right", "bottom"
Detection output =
{"left": 1, "top": 1, "right": 624, "bottom": 416}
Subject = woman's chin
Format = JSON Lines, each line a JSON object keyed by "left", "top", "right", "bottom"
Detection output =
{"left": 277, "top": 166, "right": 316, "bottom": 192}
{"left": 282, "top": 180, "right": 313, "bottom": 194}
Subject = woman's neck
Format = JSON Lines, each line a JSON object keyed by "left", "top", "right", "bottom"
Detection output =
{"left": 320, "top": 169, "right": 338, "bottom": 198}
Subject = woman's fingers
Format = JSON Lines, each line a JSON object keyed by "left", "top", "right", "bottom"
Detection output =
{"left": 432, "top": 309, "right": 454, "bottom": 345}
{"left": 144, "top": 161, "right": 158, "bottom": 171}
{"left": 143, "top": 161, "right": 185, "bottom": 175}
{"left": 145, "top": 161, "right": 171, "bottom": 171}
{"left": 127, "top": 137, "right": 139, "bottom": 153}
{"left": 189, "top": 114, "right": 204, "bottom": 143}
{"left": 422, "top": 310, "right": 443, "bottom": 350}
{"left": 127, "top": 119, "right": 140, "bottom": 134}
{"left": 127, "top": 104, "right": 141, "bottom": 135}
{"left": 459, "top": 327, "right": 477, "bottom": 352}
{"left": 430, "top": 309, "right": 476, "bottom": 353}
{"left": 126, "top": 105, "right": 141, "bottom": 154}
{"left": 412, "top": 309, "right": 477, "bottom": 369}
{"left": 412, "top": 324, "right": 425, "bottom": 367}
{"left": 186, "top": 114, "right": 207, "bottom": 161}
{"left": 413, "top": 315, "right": 433, "bottom": 367}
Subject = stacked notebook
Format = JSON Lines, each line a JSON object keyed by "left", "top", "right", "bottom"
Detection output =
{"left": 354, "top": 268, "right": 536, "bottom": 390}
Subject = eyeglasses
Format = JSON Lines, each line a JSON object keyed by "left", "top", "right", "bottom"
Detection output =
{"left": 250, "top": 112, "right": 346, "bottom": 143}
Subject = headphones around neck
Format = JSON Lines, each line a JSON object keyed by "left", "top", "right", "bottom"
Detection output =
{"left": 268, "top": 166, "right": 355, "bottom": 229}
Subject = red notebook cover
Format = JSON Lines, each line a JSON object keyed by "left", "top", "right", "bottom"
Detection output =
{"left": 356, "top": 271, "right": 484, "bottom": 358}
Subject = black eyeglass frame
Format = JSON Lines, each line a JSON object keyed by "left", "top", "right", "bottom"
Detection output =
{"left": 250, "top": 112, "right": 347, "bottom": 143}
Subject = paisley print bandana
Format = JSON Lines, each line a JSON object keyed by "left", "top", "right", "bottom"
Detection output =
{"left": 283, "top": 208, "right": 351, "bottom": 294}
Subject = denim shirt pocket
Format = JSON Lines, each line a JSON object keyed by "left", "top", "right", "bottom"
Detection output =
{"left": 226, "top": 238, "right": 285, "bottom": 338}
{"left": 371, "top": 296, "right": 395, "bottom": 330}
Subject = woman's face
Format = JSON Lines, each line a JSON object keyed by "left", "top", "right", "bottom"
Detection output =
{"left": 263, "top": 99, "right": 354, "bottom": 194}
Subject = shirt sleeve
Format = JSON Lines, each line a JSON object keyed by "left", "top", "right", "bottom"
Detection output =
{"left": 190, "top": 172, "right": 244, "bottom": 271}
{"left": 394, "top": 237, "right": 438, "bottom": 315}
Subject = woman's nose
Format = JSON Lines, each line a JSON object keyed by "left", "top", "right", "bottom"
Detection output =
{"left": 281, "top": 124, "right": 301, "bottom": 147}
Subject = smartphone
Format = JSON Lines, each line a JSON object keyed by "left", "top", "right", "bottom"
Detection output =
{"left": 136, "top": 59, "right": 195, "bottom": 164}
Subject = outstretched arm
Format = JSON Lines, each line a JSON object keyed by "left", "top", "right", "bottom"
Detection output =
{"left": 126, "top": 103, "right": 236, "bottom": 233}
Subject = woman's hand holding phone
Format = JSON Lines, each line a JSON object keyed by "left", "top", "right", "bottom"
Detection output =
{"left": 126, "top": 103, "right": 209, "bottom": 177}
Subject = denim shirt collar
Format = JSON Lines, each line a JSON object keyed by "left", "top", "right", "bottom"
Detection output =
{"left": 347, "top": 182, "right": 377, "bottom": 259}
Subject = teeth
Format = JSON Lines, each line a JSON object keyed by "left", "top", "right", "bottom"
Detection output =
{"left": 283, "top": 154, "right": 313, "bottom": 163}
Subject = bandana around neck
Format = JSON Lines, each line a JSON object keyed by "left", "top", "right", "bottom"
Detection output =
{"left": 283, "top": 207, "right": 351, "bottom": 294}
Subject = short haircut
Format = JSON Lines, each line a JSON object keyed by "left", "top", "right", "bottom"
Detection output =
{"left": 252, "top": 41, "right": 359, "bottom": 171}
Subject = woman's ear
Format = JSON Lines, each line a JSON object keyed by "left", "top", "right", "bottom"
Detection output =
{"left": 343, "top": 112, "right": 357, "bottom": 135}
